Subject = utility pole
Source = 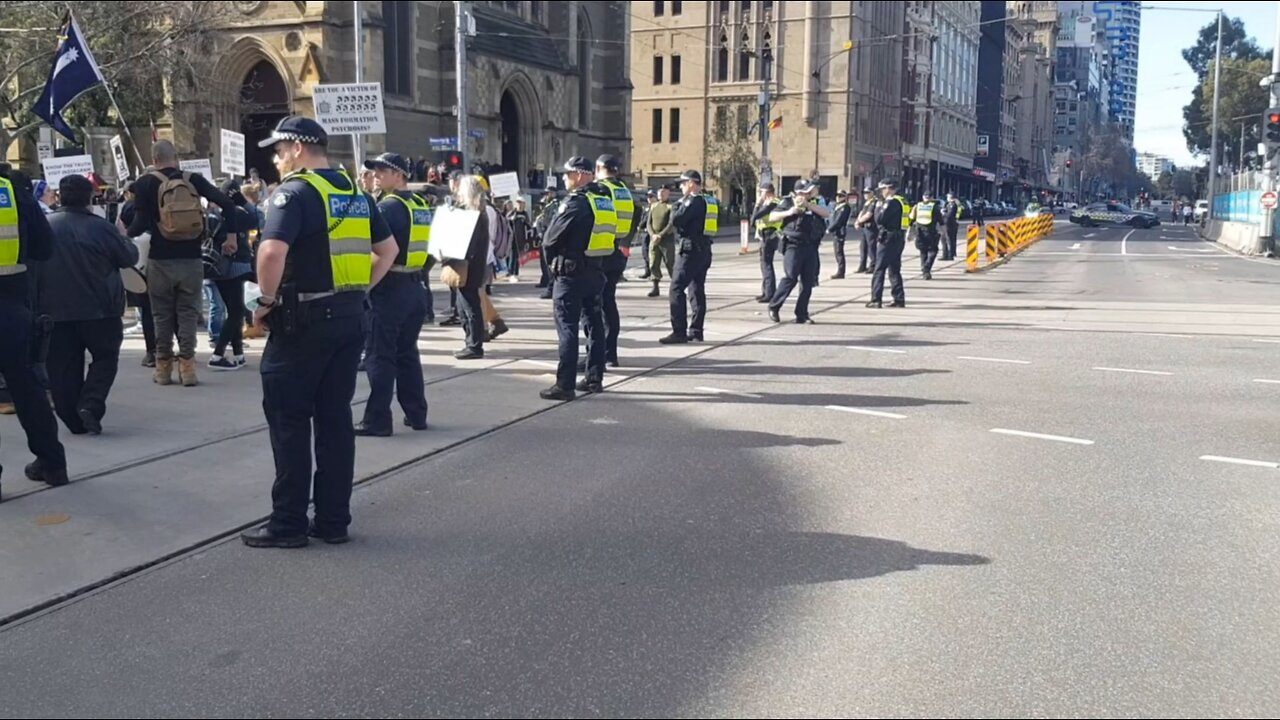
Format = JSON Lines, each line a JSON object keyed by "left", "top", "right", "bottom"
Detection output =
{"left": 759, "top": 46, "right": 773, "bottom": 187}
{"left": 1207, "top": 11, "right": 1223, "bottom": 220}
{"left": 1262, "top": 2, "right": 1280, "bottom": 251}
{"left": 352, "top": 0, "right": 363, "bottom": 169}
{"left": 455, "top": 1, "right": 471, "bottom": 169}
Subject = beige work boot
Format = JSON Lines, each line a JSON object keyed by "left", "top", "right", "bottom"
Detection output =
{"left": 154, "top": 358, "right": 174, "bottom": 386}
{"left": 179, "top": 358, "right": 199, "bottom": 387}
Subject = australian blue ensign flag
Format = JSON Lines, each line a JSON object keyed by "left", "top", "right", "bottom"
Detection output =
{"left": 31, "top": 13, "right": 105, "bottom": 142}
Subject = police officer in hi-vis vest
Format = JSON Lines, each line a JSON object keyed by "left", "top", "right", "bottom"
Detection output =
{"left": 659, "top": 169, "right": 717, "bottom": 344}
{"left": 592, "top": 154, "right": 632, "bottom": 368}
{"left": 355, "top": 152, "right": 431, "bottom": 437}
{"left": 867, "top": 179, "right": 909, "bottom": 309}
{"left": 751, "top": 182, "right": 782, "bottom": 302}
{"left": 244, "top": 117, "right": 399, "bottom": 548}
{"left": 0, "top": 163, "right": 68, "bottom": 498}
{"left": 910, "top": 190, "right": 943, "bottom": 280}
{"left": 540, "top": 156, "right": 614, "bottom": 401}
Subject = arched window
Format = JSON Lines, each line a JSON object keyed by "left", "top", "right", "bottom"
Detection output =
{"left": 737, "top": 30, "right": 751, "bottom": 81}
{"left": 578, "top": 16, "right": 591, "bottom": 127}
{"left": 716, "top": 32, "right": 729, "bottom": 83}
{"left": 759, "top": 31, "right": 773, "bottom": 80}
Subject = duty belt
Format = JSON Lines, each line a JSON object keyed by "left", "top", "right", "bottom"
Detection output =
{"left": 0, "top": 264, "right": 27, "bottom": 276}
{"left": 299, "top": 291, "right": 336, "bottom": 302}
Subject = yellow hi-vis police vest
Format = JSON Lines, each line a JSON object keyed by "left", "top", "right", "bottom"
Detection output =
{"left": 703, "top": 193, "right": 719, "bottom": 235}
{"left": 755, "top": 200, "right": 783, "bottom": 233}
{"left": 387, "top": 192, "right": 432, "bottom": 271}
{"left": 599, "top": 177, "right": 633, "bottom": 239}
{"left": 584, "top": 189, "right": 618, "bottom": 257}
{"left": 914, "top": 201, "right": 936, "bottom": 226}
{"left": 292, "top": 171, "right": 373, "bottom": 293}
{"left": 893, "top": 195, "right": 912, "bottom": 230}
{"left": 0, "top": 177, "right": 21, "bottom": 276}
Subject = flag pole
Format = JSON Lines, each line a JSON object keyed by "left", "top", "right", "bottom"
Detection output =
{"left": 63, "top": 9, "right": 146, "bottom": 172}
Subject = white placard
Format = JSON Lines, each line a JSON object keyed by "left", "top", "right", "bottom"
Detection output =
{"left": 488, "top": 171, "right": 520, "bottom": 198}
{"left": 428, "top": 205, "right": 482, "bottom": 261}
{"left": 179, "top": 158, "right": 215, "bottom": 179}
{"left": 220, "top": 128, "right": 246, "bottom": 177}
{"left": 110, "top": 135, "right": 130, "bottom": 181}
{"left": 313, "top": 82, "right": 387, "bottom": 135}
{"left": 42, "top": 154, "right": 94, "bottom": 188}
{"left": 546, "top": 173, "right": 557, "bottom": 190}
{"left": 36, "top": 142, "right": 53, "bottom": 162}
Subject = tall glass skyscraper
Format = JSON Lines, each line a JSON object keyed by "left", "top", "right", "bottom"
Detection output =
{"left": 1092, "top": 0, "right": 1141, "bottom": 143}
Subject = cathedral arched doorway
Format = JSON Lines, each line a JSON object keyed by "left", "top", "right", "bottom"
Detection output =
{"left": 239, "top": 60, "right": 290, "bottom": 182}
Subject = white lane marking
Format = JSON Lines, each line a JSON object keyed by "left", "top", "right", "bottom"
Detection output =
{"left": 1140, "top": 333, "right": 1194, "bottom": 339}
{"left": 846, "top": 345, "right": 907, "bottom": 354}
{"left": 1070, "top": 243, "right": 1082, "bottom": 249}
{"left": 1084, "top": 233, "right": 1097, "bottom": 238}
{"left": 825, "top": 405, "right": 907, "bottom": 419}
{"left": 695, "top": 386, "right": 763, "bottom": 399}
{"left": 990, "top": 428, "right": 1094, "bottom": 445}
{"left": 1251, "top": 339, "right": 1280, "bottom": 344}
{"left": 1167, "top": 246, "right": 1215, "bottom": 253}
{"left": 1121, "top": 229, "right": 1134, "bottom": 255}
{"left": 1200, "top": 455, "right": 1279, "bottom": 469}
{"left": 520, "top": 359, "right": 560, "bottom": 369}
{"left": 957, "top": 355, "right": 1032, "bottom": 365}
{"left": 590, "top": 417, "right": 620, "bottom": 425}
{"left": 1252, "top": 379, "right": 1280, "bottom": 385}
{"left": 1092, "top": 366, "right": 1174, "bottom": 376}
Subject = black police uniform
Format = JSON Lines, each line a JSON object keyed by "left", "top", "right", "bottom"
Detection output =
{"left": 664, "top": 193, "right": 709, "bottom": 342}
{"left": 257, "top": 168, "right": 390, "bottom": 539}
{"left": 590, "top": 176, "right": 631, "bottom": 367}
{"left": 357, "top": 188, "right": 429, "bottom": 435}
{"left": 941, "top": 198, "right": 962, "bottom": 261}
{"left": 768, "top": 196, "right": 824, "bottom": 322}
{"left": 828, "top": 196, "right": 853, "bottom": 278}
{"left": 856, "top": 192, "right": 878, "bottom": 274}
{"left": 913, "top": 199, "right": 943, "bottom": 277}
{"left": 542, "top": 185, "right": 607, "bottom": 395}
{"left": 751, "top": 195, "right": 781, "bottom": 301}
{"left": 870, "top": 193, "right": 907, "bottom": 307}
{"left": 0, "top": 168, "right": 67, "bottom": 495}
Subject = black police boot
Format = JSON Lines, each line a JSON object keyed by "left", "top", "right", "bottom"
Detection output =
{"left": 241, "top": 526, "right": 309, "bottom": 549}
{"left": 403, "top": 417, "right": 429, "bottom": 431}
{"left": 889, "top": 301, "right": 907, "bottom": 308}
{"left": 354, "top": 422, "right": 392, "bottom": 438}
{"left": 540, "top": 385, "right": 576, "bottom": 401}
{"left": 308, "top": 521, "right": 350, "bottom": 545}
{"left": 488, "top": 318, "right": 509, "bottom": 341}
{"left": 768, "top": 308, "right": 781, "bottom": 323}
{"left": 647, "top": 281, "right": 661, "bottom": 298}
{"left": 575, "top": 378, "right": 604, "bottom": 394}
{"left": 25, "top": 459, "right": 69, "bottom": 488}
{"left": 658, "top": 333, "right": 690, "bottom": 345}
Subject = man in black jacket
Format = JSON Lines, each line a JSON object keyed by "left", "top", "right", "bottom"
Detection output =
{"left": 127, "top": 140, "right": 237, "bottom": 388}
{"left": 659, "top": 169, "right": 711, "bottom": 345}
{"left": 827, "top": 190, "right": 853, "bottom": 279}
{"left": 767, "top": 180, "right": 830, "bottom": 324}
{"left": 0, "top": 163, "right": 68, "bottom": 496}
{"left": 38, "top": 175, "right": 139, "bottom": 435}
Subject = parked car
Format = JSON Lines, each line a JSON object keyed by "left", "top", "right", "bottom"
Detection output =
{"left": 1193, "top": 199, "right": 1209, "bottom": 222}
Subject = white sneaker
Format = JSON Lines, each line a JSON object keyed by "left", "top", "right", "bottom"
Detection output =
{"left": 506, "top": 275, "right": 520, "bottom": 283}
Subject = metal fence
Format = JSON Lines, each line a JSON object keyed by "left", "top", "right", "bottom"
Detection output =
{"left": 1213, "top": 171, "right": 1270, "bottom": 225}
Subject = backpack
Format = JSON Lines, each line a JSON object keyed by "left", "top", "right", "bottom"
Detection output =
{"left": 486, "top": 204, "right": 513, "bottom": 260}
{"left": 150, "top": 170, "right": 205, "bottom": 241}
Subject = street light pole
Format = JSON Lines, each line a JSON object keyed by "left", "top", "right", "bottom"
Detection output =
{"left": 1207, "top": 11, "right": 1223, "bottom": 219}
{"left": 352, "top": 0, "right": 363, "bottom": 169}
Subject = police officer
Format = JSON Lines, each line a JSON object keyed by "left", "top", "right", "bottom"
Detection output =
{"left": 659, "top": 170, "right": 714, "bottom": 344}
{"left": 0, "top": 163, "right": 68, "bottom": 498}
{"left": 827, "top": 190, "right": 854, "bottom": 279}
{"left": 767, "top": 179, "right": 829, "bottom": 324}
{"left": 541, "top": 156, "right": 613, "bottom": 401}
{"left": 910, "top": 190, "right": 943, "bottom": 280}
{"left": 866, "top": 179, "right": 908, "bottom": 309}
{"left": 941, "top": 191, "right": 963, "bottom": 261}
{"left": 243, "top": 117, "right": 399, "bottom": 548}
{"left": 592, "top": 154, "right": 632, "bottom": 367}
{"left": 751, "top": 182, "right": 782, "bottom": 303}
{"left": 354, "top": 152, "right": 430, "bottom": 437}
{"left": 853, "top": 186, "right": 877, "bottom": 274}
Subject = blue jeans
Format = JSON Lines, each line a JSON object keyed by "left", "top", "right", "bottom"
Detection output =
{"left": 203, "top": 280, "right": 225, "bottom": 342}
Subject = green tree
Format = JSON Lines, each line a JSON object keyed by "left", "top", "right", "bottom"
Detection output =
{"left": 1155, "top": 170, "right": 1175, "bottom": 197}
{"left": 1082, "top": 124, "right": 1145, "bottom": 196}
{"left": 1181, "top": 15, "right": 1270, "bottom": 156}
{"left": 1172, "top": 169, "right": 1197, "bottom": 199}
{"left": 0, "top": 1, "right": 232, "bottom": 155}
{"left": 1191, "top": 57, "right": 1272, "bottom": 163}
{"left": 704, "top": 137, "right": 758, "bottom": 218}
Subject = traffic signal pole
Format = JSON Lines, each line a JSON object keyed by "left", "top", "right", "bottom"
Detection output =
{"left": 1263, "top": 5, "right": 1280, "bottom": 252}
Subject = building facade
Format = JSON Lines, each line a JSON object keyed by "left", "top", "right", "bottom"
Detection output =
{"left": 630, "top": 0, "right": 904, "bottom": 207}
{"left": 900, "top": 1, "right": 984, "bottom": 201}
{"left": 1136, "top": 152, "right": 1174, "bottom": 179}
{"left": 168, "top": 1, "right": 630, "bottom": 183}
{"left": 1092, "top": 0, "right": 1140, "bottom": 143}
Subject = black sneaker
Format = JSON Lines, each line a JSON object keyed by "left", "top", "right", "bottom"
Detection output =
{"left": 209, "top": 356, "right": 241, "bottom": 371}
{"left": 454, "top": 348, "right": 484, "bottom": 360}
{"left": 439, "top": 316, "right": 462, "bottom": 327}
{"left": 575, "top": 378, "right": 604, "bottom": 394}
{"left": 141, "top": 353, "right": 156, "bottom": 368}
{"left": 658, "top": 334, "right": 690, "bottom": 345}
{"left": 78, "top": 408, "right": 102, "bottom": 436}
{"left": 241, "top": 526, "right": 309, "bottom": 549}
{"left": 308, "top": 522, "right": 350, "bottom": 545}
{"left": 540, "top": 385, "right": 576, "bottom": 401}
{"left": 488, "top": 319, "right": 509, "bottom": 341}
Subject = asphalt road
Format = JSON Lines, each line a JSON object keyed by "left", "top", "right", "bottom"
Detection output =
{"left": 2, "top": 219, "right": 1279, "bottom": 718}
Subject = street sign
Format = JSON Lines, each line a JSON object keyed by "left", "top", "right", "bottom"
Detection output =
{"left": 1261, "top": 190, "right": 1277, "bottom": 210}
{"left": 429, "top": 136, "right": 458, "bottom": 151}
{"left": 41, "top": 155, "right": 94, "bottom": 187}
{"left": 312, "top": 82, "right": 387, "bottom": 135}
{"left": 37, "top": 142, "right": 53, "bottom": 162}
{"left": 220, "top": 128, "right": 246, "bottom": 177}
{"left": 468, "top": 129, "right": 486, "bottom": 139}
{"left": 976, "top": 135, "right": 989, "bottom": 158}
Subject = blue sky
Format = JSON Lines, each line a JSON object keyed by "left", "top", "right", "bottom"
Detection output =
{"left": 1135, "top": 2, "right": 1278, "bottom": 166}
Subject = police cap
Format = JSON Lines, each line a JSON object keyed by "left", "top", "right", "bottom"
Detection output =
{"left": 364, "top": 152, "right": 414, "bottom": 177}
{"left": 679, "top": 169, "right": 703, "bottom": 184}
{"left": 596, "top": 154, "right": 621, "bottom": 171}
{"left": 563, "top": 156, "right": 593, "bottom": 173}
{"left": 257, "top": 116, "right": 329, "bottom": 148}
{"left": 877, "top": 178, "right": 897, "bottom": 190}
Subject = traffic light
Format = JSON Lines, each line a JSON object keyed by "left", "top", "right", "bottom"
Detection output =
{"left": 1266, "top": 108, "right": 1280, "bottom": 144}
{"left": 445, "top": 151, "right": 464, "bottom": 170}
{"left": 1065, "top": 159, "right": 1072, "bottom": 169}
